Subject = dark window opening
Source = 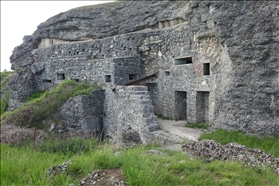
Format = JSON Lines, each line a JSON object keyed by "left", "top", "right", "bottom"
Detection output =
{"left": 43, "top": 79, "right": 51, "bottom": 83}
{"left": 174, "top": 57, "right": 192, "bottom": 65}
{"left": 128, "top": 74, "right": 138, "bottom": 81}
{"left": 203, "top": 63, "right": 210, "bottom": 75}
{"left": 164, "top": 71, "right": 170, "bottom": 76}
{"left": 57, "top": 73, "right": 65, "bottom": 80}
{"left": 72, "top": 79, "right": 79, "bottom": 82}
{"left": 105, "top": 75, "right": 111, "bottom": 82}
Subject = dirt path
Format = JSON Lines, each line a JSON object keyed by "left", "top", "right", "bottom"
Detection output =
{"left": 159, "top": 119, "right": 202, "bottom": 141}
{"left": 155, "top": 119, "right": 203, "bottom": 151}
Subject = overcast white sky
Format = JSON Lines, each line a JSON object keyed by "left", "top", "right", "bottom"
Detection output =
{"left": 1, "top": 1, "right": 113, "bottom": 72}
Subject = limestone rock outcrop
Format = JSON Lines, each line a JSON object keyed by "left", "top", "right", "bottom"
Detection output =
{"left": 3, "top": 1, "right": 279, "bottom": 137}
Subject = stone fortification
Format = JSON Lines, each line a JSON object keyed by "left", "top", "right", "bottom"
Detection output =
{"left": 3, "top": 1, "right": 279, "bottom": 137}
{"left": 104, "top": 86, "right": 160, "bottom": 144}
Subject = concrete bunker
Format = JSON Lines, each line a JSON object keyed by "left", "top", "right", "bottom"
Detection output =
{"left": 196, "top": 91, "right": 209, "bottom": 122}
{"left": 174, "top": 57, "right": 193, "bottom": 65}
{"left": 175, "top": 91, "right": 187, "bottom": 120}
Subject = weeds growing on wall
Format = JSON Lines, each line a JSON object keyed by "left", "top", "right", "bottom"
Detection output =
{"left": 199, "top": 129, "right": 279, "bottom": 157}
{"left": 0, "top": 80, "right": 99, "bottom": 128}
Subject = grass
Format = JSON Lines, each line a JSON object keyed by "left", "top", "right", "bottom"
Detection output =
{"left": 155, "top": 113, "right": 172, "bottom": 120}
{"left": 185, "top": 122, "right": 211, "bottom": 129}
{"left": 0, "top": 70, "right": 13, "bottom": 81}
{"left": 1, "top": 80, "right": 99, "bottom": 128}
{"left": 199, "top": 129, "right": 279, "bottom": 158}
{"left": 0, "top": 71, "right": 13, "bottom": 91}
{"left": 0, "top": 90, "right": 11, "bottom": 117}
{"left": 1, "top": 142, "right": 279, "bottom": 186}
{"left": 24, "top": 90, "right": 46, "bottom": 103}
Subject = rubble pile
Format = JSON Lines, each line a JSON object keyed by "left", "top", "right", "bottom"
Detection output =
{"left": 46, "top": 160, "right": 72, "bottom": 177}
{"left": 182, "top": 140, "right": 279, "bottom": 174}
{"left": 79, "top": 169, "right": 127, "bottom": 186}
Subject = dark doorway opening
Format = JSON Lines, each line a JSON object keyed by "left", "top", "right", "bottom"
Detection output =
{"left": 175, "top": 91, "right": 187, "bottom": 120}
{"left": 196, "top": 91, "right": 209, "bottom": 122}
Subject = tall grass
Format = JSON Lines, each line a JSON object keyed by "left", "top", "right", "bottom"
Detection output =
{"left": 199, "top": 129, "right": 279, "bottom": 157}
{"left": 0, "top": 90, "right": 11, "bottom": 117}
{"left": 0, "top": 80, "right": 99, "bottom": 128}
{"left": 0, "top": 71, "right": 13, "bottom": 90}
{"left": 1, "top": 142, "right": 279, "bottom": 186}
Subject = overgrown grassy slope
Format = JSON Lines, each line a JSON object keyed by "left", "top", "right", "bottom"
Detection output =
{"left": 0, "top": 80, "right": 99, "bottom": 127}
{"left": 0, "top": 71, "right": 14, "bottom": 116}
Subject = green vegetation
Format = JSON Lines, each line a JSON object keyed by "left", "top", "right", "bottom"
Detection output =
{"left": 39, "top": 137, "right": 99, "bottom": 156}
{"left": 199, "top": 129, "right": 279, "bottom": 157}
{"left": 155, "top": 113, "right": 172, "bottom": 120}
{"left": 24, "top": 90, "right": 46, "bottom": 103}
{"left": 1, "top": 80, "right": 99, "bottom": 128}
{"left": 0, "top": 70, "right": 14, "bottom": 81}
{"left": 185, "top": 122, "right": 211, "bottom": 129}
{"left": 1, "top": 141, "right": 278, "bottom": 186}
{"left": 0, "top": 90, "right": 11, "bottom": 117}
{"left": 0, "top": 70, "right": 13, "bottom": 91}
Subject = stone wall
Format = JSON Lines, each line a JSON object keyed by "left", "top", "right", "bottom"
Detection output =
{"left": 104, "top": 86, "right": 160, "bottom": 144}
{"left": 4, "top": 1, "right": 279, "bottom": 136}
{"left": 48, "top": 90, "right": 105, "bottom": 137}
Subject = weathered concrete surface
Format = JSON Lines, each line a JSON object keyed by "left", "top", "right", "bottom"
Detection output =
{"left": 47, "top": 90, "right": 105, "bottom": 137}
{"left": 3, "top": 1, "right": 279, "bottom": 137}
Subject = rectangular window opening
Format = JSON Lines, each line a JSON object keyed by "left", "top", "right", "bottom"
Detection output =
{"left": 174, "top": 57, "right": 192, "bottom": 65}
{"left": 203, "top": 63, "right": 210, "bottom": 75}
{"left": 43, "top": 79, "right": 51, "bottom": 83}
{"left": 72, "top": 79, "right": 79, "bottom": 82}
{"left": 128, "top": 74, "right": 138, "bottom": 81}
{"left": 105, "top": 75, "right": 111, "bottom": 82}
{"left": 57, "top": 73, "right": 65, "bottom": 80}
{"left": 164, "top": 71, "right": 170, "bottom": 76}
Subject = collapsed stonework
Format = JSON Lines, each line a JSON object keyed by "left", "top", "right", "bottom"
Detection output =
{"left": 2, "top": 1, "right": 279, "bottom": 140}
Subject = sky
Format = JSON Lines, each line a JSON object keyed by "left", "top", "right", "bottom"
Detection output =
{"left": 1, "top": 1, "right": 114, "bottom": 72}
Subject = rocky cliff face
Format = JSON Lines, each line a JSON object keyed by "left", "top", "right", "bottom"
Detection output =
{"left": 4, "top": 1, "right": 279, "bottom": 136}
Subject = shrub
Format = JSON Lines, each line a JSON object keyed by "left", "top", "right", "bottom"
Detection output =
{"left": 1, "top": 80, "right": 99, "bottom": 128}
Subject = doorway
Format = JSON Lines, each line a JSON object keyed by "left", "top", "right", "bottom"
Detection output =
{"left": 175, "top": 91, "right": 187, "bottom": 120}
{"left": 196, "top": 91, "right": 209, "bottom": 122}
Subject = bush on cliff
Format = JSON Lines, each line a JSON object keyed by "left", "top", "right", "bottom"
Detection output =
{"left": 0, "top": 80, "right": 99, "bottom": 128}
